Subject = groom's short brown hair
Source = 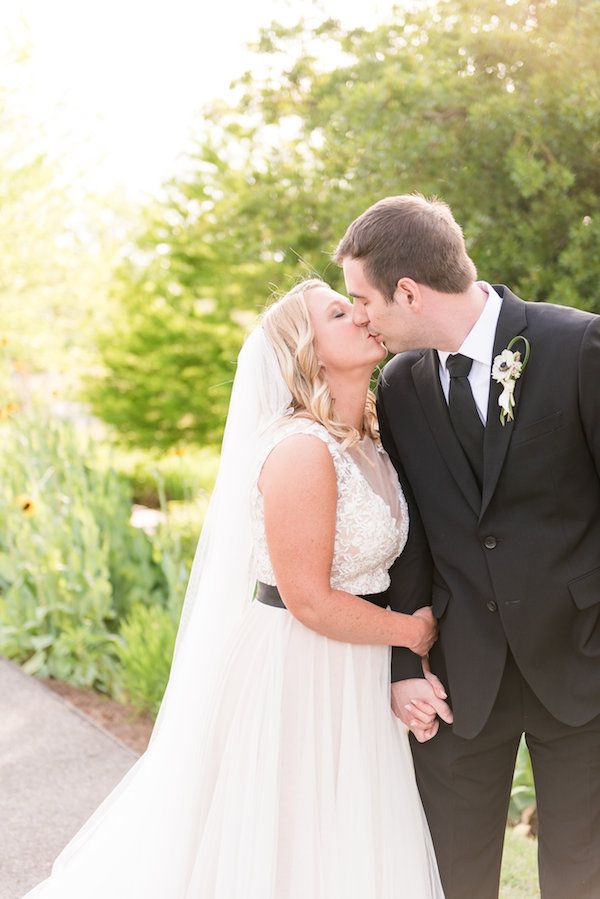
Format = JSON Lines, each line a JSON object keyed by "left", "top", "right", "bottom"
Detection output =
{"left": 333, "top": 194, "right": 477, "bottom": 300}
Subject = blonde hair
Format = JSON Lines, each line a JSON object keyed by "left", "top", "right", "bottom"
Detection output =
{"left": 260, "top": 278, "right": 379, "bottom": 450}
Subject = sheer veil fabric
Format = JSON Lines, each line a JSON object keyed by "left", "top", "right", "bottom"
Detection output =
{"left": 24, "top": 327, "right": 294, "bottom": 897}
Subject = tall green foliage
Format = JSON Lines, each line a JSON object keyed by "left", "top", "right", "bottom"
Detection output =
{"left": 89, "top": 0, "right": 599, "bottom": 448}
{"left": 0, "top": 413, "right": 170, "bottom": 692}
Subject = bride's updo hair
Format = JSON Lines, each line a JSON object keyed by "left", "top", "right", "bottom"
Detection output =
{"left": 260, "top": 278, "right": 380, "bottom": 450}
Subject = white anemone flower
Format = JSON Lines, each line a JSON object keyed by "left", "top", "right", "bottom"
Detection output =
{"left": 492, "top": 349, "right": 522, "bottom": 384}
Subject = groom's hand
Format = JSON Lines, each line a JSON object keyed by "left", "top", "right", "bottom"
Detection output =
{"left": 410, "top": 719, "right": 441, "bottom": 743}
{"left": 391, "top": 678, "right": 453, "bottom": 739}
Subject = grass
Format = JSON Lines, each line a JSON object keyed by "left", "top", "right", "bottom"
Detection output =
{"left": 500, "top": 829, "right": 539, "bottom": 898}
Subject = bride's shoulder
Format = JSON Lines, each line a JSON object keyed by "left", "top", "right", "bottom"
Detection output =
{"left": 263, "top": 417, "right": 337, "bottom": 459}
{"left": 256, "top": 417, "right": 337, "bottom": 494}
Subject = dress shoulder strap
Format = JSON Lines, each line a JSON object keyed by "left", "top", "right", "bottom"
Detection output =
{"left": 254, "top": 416, "right": 343, "bottom": 486}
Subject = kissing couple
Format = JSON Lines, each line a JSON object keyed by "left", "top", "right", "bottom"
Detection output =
{"left": 25, "top": 195, "right": 600, "bottom": 899}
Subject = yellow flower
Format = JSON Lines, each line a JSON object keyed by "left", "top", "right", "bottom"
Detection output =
{"left": 0, "top": 402, "right": 19, "bottom": 421}
{"left": 15, "top": 495, "right": 36, "bottom": 516}
{"left": 167, "top": 446, "right": 187, "bottom": 456}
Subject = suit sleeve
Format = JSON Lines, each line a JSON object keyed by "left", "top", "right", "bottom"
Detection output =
{"left": 377, "top": 374, "right": 433, "bottom": 682}
{"left": 579, "top": 316, "right": 600, "bottom": 477}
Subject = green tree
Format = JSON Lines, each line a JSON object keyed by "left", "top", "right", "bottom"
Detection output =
{"left": 89, "top": 0, "right": 599, "bottom": 448}
{"left": 237, "top": 0, "right": 600, "bottom": 304}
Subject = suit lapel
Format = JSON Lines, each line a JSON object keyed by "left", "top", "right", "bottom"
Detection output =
{"left": 412, "top": 349, "right": 481, "bottom": 516}
{"left": 479, "top": 286, "right": 529, "bottom": 520}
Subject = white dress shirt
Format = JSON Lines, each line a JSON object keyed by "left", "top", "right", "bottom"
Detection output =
{"left": 437, "top": 282, "right": 503, "bottom": 425}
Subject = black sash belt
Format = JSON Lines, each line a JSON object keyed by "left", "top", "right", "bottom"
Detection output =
{"left": 255, "top": 581, "right": 389, "bottom": 609}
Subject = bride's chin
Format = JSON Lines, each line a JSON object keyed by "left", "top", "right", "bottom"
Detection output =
{"left": 355, "top": 343, "right": 387, "bottom": 369}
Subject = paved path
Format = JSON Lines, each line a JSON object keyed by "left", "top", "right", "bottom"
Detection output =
{"left": 0, "top": 658, "right": 138, "bottom": 899}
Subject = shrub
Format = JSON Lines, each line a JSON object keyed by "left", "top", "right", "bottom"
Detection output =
{"left": 115, "top": 602, "right": 178, "bottom": 715}
{"left": 115, "top": 497, "right": 204, "bottom": 713}
{"left": 0, "top": 407, "right": 208, "bottom": 703}
{"left": 109, "top": 445, "right": 219, "bottom": 508}
{"left": 0, "top": 412, "right": 164, "bottom": 692}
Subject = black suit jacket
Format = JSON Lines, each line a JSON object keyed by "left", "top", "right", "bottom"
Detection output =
{"left": 378, "top": 286, "right": 600, "bottom": 738}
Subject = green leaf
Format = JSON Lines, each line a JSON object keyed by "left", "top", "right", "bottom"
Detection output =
{"left": 21, "top": 651, "right": 47, "bottom": 676}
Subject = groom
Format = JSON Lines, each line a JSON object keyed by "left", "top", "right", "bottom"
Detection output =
{"left": 334, "top": 195, "right": 600, "bottom": 899}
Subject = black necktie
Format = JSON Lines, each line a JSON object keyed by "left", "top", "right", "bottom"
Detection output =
{"left": 446, "top": 353, "right": 484, "bottom": 489}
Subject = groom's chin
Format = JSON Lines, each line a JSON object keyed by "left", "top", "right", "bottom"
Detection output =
{"left": 382, "top": 339, "right": 403, "bottom": 355}
{"left": 389, "top": 336, "right": 426, "bottom": 354}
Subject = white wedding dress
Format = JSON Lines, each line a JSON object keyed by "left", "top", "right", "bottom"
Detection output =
{"left": 24, "top": 417, "right": 443, "bottom": 898}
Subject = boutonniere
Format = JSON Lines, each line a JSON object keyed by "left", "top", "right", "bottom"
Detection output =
{"left": 491, "top": 336, "right": 531, "bottom": 426}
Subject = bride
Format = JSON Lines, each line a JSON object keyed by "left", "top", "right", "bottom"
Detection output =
{"left": 24, "top": 278, "right": 445, "bottom": 898}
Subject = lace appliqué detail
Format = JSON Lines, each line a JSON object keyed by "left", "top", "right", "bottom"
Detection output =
{"left": 251, "top": 418, "right": 408, "bottom": 595}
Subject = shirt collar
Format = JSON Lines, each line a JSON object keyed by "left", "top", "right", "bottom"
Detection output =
{"left": 437, "top": 282, "right": 503, "bottom": 371}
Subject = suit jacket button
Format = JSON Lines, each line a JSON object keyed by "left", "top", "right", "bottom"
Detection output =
{"left": 484, "top": 536, "right": 497, "bottom": 549}
{"left": 487, "top": 600, "right": 498, "bottom": 612}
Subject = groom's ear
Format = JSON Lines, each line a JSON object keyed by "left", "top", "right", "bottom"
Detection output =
{"left": 394, "top": 277, "right": 421, "bottom": 308}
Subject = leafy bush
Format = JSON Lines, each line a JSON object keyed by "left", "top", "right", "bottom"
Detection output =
{"left": 115, "top": 602, "right": 178, "bottom": 715}
{"left": 0, "top": 412, "right": 166, "bottom": 692}
{"left": 113, "top": 500, "right": 204, "bottom": 713}
{"left": 152, "top": 500, "right": 206, "bottom": 605}
{"left": 109, "top": 445, "right": 219, "bottom": 507}
{"left": 0, "top": 407, "right": 207, "bottom": 704}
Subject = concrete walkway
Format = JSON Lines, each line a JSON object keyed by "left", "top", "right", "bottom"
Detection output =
{"left": 0, "top": 658, "right": 138, "bottom": 899}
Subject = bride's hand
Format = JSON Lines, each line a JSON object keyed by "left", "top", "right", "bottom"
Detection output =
{"left": 407, "top": 606, "right": 438, "bottom": 656}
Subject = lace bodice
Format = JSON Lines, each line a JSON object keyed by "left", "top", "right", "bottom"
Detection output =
{"left": 251, "top": 417, "right": 409, "bottom": 595}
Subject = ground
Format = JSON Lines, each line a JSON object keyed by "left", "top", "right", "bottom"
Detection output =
{"left": 41, "top": 677, "right": 154, "bottom": 754}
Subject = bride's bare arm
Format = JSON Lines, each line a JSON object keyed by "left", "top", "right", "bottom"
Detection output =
{"left": 259, "top": 434, "right": 436, "bottom": 654}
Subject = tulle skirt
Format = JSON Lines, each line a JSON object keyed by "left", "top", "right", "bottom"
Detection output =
{"left": 25, "top": 601, "right": 443, "bottom": 898}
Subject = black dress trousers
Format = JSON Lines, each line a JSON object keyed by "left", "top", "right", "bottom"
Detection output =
{"left": 410, "top": 648, "right": 600, "bottom": 899}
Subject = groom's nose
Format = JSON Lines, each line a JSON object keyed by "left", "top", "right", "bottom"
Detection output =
{"left": 352, "top": 304, "right": 369, "bottom": 326}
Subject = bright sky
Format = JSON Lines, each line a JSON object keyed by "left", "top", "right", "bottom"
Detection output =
{"left": 5, "top": 0, "right": 404, "bottom": 200}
